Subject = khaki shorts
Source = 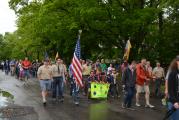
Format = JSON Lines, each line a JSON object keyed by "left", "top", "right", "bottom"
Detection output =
{"left": 136, "top": 84, "right": 150, "bottom": 93}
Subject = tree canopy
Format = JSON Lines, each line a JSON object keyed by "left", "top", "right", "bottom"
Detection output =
{"left": 0, "top": 0, "right": 179, "bottom": 65}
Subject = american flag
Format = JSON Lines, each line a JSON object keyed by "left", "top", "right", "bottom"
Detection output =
{"left": 72, "top": 36, "right": 83, "bottom": 87}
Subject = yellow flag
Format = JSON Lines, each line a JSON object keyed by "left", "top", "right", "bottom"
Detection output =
{"left": 55, "top": 52, "right": 59, "bottom": 60}
{"left": 123, "top": 40, "right": 132, "bottom": 60}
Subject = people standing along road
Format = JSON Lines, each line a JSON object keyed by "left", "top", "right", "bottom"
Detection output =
{"left": 135, "top": 58, "right": 154, "bottom": 108}
{"left": 167, "top": 56, "right": 179, "bottom": 120}
{"left": 4, "top": 60, "right": 10, "bottom": 75}
{"left": 153, "top": 62, "right": 165, "bottom": 97}
{"left": 37, "top": 59, "right": 52, "bottom": 106}
{"left": 122, "top": 61, "right": 136, "bottom": 110}
{"left": 10, "top": 59, "right": 16, "bottom": 76}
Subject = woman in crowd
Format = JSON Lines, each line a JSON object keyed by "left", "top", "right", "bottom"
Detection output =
{"left": 167, "top": 56, "right": 179, "bottom": 120}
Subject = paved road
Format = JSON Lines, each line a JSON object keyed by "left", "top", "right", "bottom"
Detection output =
{"left": 0, "top": 71, "right": 166, "bottom": 120}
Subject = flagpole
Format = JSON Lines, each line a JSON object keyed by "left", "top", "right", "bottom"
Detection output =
{"left": 78, "top": 30, "right": 82, "bottom": 39}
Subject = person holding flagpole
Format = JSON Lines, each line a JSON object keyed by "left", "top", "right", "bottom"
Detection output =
{"left": 71, "top": 30, "right": 83, "bottom": 105}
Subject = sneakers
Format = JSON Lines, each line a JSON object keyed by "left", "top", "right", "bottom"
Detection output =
{"left": 43, "top": 99, "right": 47, "bottom": 106}
{"left": 136, "top": 103, "right": 141, "bottom": 107}
{"left": 43, "top": 101, "right": 47, "bottom": 106}
{"left": 122, "top": 103, "right": 126, "bottom": 108}
{"left": 145, "top": 104, "right": 155, "bottom": 108}
{"left": 75, "top": 101, "right": 79, "bottom": 106}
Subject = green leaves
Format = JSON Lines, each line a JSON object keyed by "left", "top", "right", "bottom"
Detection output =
{"left": 1, "top": 0, "right": 178, "bottom": 64}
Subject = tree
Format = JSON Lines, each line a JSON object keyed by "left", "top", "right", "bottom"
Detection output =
{"left": 3, "top": 0, "right": 179, "bottom": 65}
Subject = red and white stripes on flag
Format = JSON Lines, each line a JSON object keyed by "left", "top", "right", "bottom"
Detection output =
{"left": 72, "top": 38, "right": 83, "bottom": 87}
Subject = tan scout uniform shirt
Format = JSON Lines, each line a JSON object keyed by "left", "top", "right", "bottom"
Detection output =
{"left": 153, "top": 67, "right": 165, "bottom": 78}
{"left": 37, "top": 65, "right": 52, "bottom": 80}
{"left": 51, "top": 64, "right": 66, "bottom": 77}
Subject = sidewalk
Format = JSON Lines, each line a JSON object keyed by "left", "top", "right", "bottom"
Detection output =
{"left": 0, "top": 71, "right": 166, "bottom": 120}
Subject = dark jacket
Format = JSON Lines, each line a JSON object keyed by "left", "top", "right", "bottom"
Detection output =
{"left": 107, "top": 74, "right": 114, "bottom": 84}
{"left": 168, "top": 69, "right": 179, "bottom": 103}
{"left": 122, "top": 67, "right": 136, "bottom": 87}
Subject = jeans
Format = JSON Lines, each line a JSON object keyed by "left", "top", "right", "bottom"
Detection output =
{"left": 168, "top": 102, "right": 179, "bottom": 120}
{"left": 71, "top": 79, "right": 79, "bottom": 103}
{"left": 124, "top": 87, "right": 135, "bottom": 107}
{"left": 52, "top": 76, "right": 63, "bottom": 99}
{"left": 111, "top": 84, "right": 119, "bottom": 97}
{"left": 24, "top": 69, "right": 30, "bottom": 79}
{"left": 83, "top": 75, "right": 89, "bottom": 95}
{"left": 155, "top": 78, "right": 162, "bottom": 97}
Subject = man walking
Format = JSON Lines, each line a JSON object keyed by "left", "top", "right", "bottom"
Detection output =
{"left": 22, "top": 57, "right": 31, "bottom": 80}
{"left": 122, "top": 61, "right": 137, "bottom": 110}
{"left": 136, "top": 58, "right": 154, "bottom": 108}
{"left": 153, "top": 62, "right": 165, "bottom": 97}
{"left": 37, "top": 59, "right": 52, "bottom": 106}
{"left": 51, "top": 58, "right": 66, "bottom": 102}
{"left": 82, "top": 60, "right": 91, "bottom": 96}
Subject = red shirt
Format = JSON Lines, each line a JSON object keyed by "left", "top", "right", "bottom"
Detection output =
{"left": 136, "top": 64, "right": 149, "bottom": 86}
{"left": 22, "top": 60, "right": 31, "bottom": 69}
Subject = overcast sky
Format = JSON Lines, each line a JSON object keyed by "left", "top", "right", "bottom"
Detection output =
{"left": 0, "top": 0, "right": 17, "bottom": 34}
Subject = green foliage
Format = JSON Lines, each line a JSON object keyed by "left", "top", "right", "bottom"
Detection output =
{"left": 0, "top": 0, "right": 178, "bottom": 65}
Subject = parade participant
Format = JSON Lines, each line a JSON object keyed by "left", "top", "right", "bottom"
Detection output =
{"left": 68, "top": 64, "right": 73, "bottom": 96}
{"left": 37, "top": 59, "right": 52, "bottom": 106}
{"left": 121, "top": 60, "right": 128, "bottom": 74}
{"left": 107, "top": 70, "right": 114, "bottom": 98}
{"left": 15, "top": 60, "right": 20, "bottom": 79}
{"left": 100, "top": 59, "right": 107, "bottom": 73}
{"left": 22, "top": 57, "right": 31, "bottom": 80}
{"left": 101, "top": 71, "right": 107, "bottom": 83}
{"left": 32, "top": 59, "right": 40, "bottom": 78}
{"left": 95, "top": 59, "right": 101, "bottom": 72}
{"left": 107, "top": 63, "right": 114, "bottom": 74}
{"left": 82, "top": 60, "right": 91, "bottom": 96}
{"left": 136, "top": 58, "right": 154, "bottom": 108}
{"left": 95, "top": 67, "right": 102, "bottom": 82}
{"left": 165, "top": 67, "right": 171, "bottom": 99}
{"left": 112, "top": 68, "right": 120, "bottom": 98}
{"left": 122, "top": 61, "right": 136, "bottom": 109}
{"left": 69, "top": 64, "right": 80, "bottom": 105}
{"left": 1, "top": 61, "right": 4, "bottom": 71}
{"left": 10, "top": 59, "right": 16, "bottom": 76}
{"left": 146, "top": 61, "right": 154, "bottom": 96}
{"left": 4, "top": 60, "right": 10, "bottom": 75}
{"left": 87, "top": 70, "right": 96, "bottom": 98}
{"left": 167, "top": 57, "right": 179, "bottom": 120}
{"left": 51, "top": 58, "right": 66, "bottom": 102}
{"left": 18, "top": 60, "right": 24, "bottom": 80}
{"left": 146, "top": 61, "right": 153, "bottom": 79}
{"left": 61, "top": 59, "right": 67, "bottom": 98}
{"left": 153, "top": 62, "right": 165, "bottom": 97}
